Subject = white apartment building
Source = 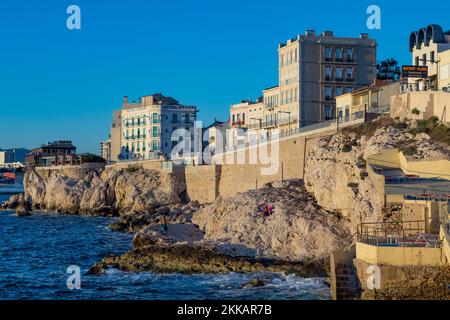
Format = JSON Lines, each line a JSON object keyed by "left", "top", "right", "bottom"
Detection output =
{"left": 113, "top": 93, "right": 197, "bottom": 160}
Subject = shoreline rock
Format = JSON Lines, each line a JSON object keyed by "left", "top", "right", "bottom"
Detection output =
{"left": 89, "top": 242, "right": 328, "bottom": 277}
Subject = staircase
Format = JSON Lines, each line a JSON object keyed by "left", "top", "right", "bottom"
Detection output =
{"left": 334, "top": 263, "right": 361, "bottom": 300}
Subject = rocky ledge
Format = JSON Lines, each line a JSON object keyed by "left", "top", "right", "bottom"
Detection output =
{"left": 90, "top": 180, "right": 350, "bottom": 276}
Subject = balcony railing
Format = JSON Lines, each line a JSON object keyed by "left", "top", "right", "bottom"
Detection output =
{"left": 232, "top": 120, "right": 245, "bottom": 127}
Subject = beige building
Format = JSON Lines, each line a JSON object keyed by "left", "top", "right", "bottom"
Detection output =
{"left": 100, "top": 139, "right": 111, "bottom": 162}
{"left": 409, "top": 24, "right": 450, "bottom": 90}
{"left": 110, "top": 93, "right": 197, "bottom": 161}
{"left": 110, "top": 110, "right": 122, "bottom": 161}
{"left": 230, "top": 29, "right": 377, "bottom": 136}
{"left": 336, "top": 80, "right": 401, "bottom": 119}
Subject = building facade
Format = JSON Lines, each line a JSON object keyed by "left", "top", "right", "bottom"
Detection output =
{"left": 100, "top": 139, "right": 111, "bottom": 162}
{"left": 0, "top": 150, "right": 14, "bottom": 165}
{"left": 409, "top": 24, "right": 450, "bottom": 91}
{"left": 25, "top": 141, "right": 78, "bottom": 168}
{"left": 230, "top": 29, "right": 377, "bottom": 136}
{"left": 111, "top": 93, "right": 198, "bottom": 161}
{"left": 336, "top": 80, "right": 401, "bottom": 119}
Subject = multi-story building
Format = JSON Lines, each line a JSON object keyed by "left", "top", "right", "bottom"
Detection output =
{"left": 111, "top": 93, "right": 198, "bottom": 160}
{"left": 204, "top": 120, "right": 230, "bottom": 155}
{"left": 230, "top": 29, "right": 377, "bottom": 135}
{"left": 409, "top": 24, "right": 450, "bottom": 91}
{"left": 25, "top": 141, "right": 77, "bottom": 168}
{"left": 0, "top": 150, "right": 14, "bottom": 165}
{"left": 110, "top": 109, "right": 123, "bottom": 162}
{"left": 100, "top": 139, "right": 111, "bottom": 162}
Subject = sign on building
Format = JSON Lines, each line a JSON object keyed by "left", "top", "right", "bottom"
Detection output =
{"left": 401, "top": 65, "right": 428, "bottom": 78}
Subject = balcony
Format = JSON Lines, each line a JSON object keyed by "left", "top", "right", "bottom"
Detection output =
{"left": 232, "top": 120, "right": 245, "bottom": 127}
{"left": 346, "top": 77, "right": 354, "bottom": 82}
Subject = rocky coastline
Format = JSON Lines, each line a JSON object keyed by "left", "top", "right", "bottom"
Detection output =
{"left": 2, "top": 117, "right": 449, "bottom": 296}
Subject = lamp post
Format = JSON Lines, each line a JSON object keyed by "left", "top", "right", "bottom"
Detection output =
{"left": 278, "top": 111, "right": 292, "bottom": 133}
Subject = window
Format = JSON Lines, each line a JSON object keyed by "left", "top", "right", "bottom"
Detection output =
{"left": 336, "top": 87, "right": 343, "bottom": 97}
{"left": 346, "top": 67, "right": 354, "bottom": 80}
{"left": 281, "top": 54, "right": 284, "bottom": 67}
{"left": 172, "top": 113, "right": 178, "bottom": 123}
{"left": 242, "top": 113, "right": 245, "bottom": 124}
{"left": 325, "top": 66, "right": 332, "bottom": 80}
{"left": 324, "top": 105, "right": 333, "bottom": 120}
{"left": 152, "top": 126, "right": 159, "bottom": 137}
{"left": 336, "top": 67, "right": 343, "bottom": 80}
{"left": 324, "top": 86, "right": 332, "bottom": 101}
{"left": 232, "top": 114, "right": 235, "bottom": 123}
{"left": 415, "top": 56, "right": 420, "bottom": 66}
{"left": 346, "top": 48, "right": 353, "bottom": 61}
{"left": 294, "top": 48, "right": 298, "bottom": 62}
{"left": 345, "top": 87, "right": 353, "bottom": 94}
{"left": 152, "top": 113, "right": 159, "bottom": 123}
{"left": 335, "top": 47, "right": 342, "bottom": 60}
{"left": 430, "top": 51, "right": 435, "bottom": 63}
{"left": 325, "top": 47, "right": 332, "bottom": 61}
{"left": 422, "top": 54, "right": 427, "bottom": 66}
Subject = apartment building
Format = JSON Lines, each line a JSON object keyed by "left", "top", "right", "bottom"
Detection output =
{"left": 409, "top": 24, "right": 450, "bottom": 91}
{"left": 100, "top": 139, "right": 111, "bottom": 162}
{"left": 230, "top": 29, "right": 377, "bottom": 135}
{"left": 111, "top": 93, "right": 198, "bottom": 161}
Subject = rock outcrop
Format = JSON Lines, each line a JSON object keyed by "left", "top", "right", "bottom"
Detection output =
{"left": 11, "top": 167, "right": 186, "bottom": 216}
{"left": 192, "top": 180, "right": 351, "bottom": 262}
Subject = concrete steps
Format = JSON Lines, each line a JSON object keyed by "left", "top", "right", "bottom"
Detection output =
{"left": 335, "top": 264, "right": 361, "bottom": 300}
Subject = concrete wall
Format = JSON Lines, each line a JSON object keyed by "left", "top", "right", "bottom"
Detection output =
{"left": 356, "top": 241, "right": 445, "bottom": 266}
{"left": 390, "top": 91, "right": 450, "bottom": 123}
{"left": 368, "top": 148, "right": 450, "bottom": 180}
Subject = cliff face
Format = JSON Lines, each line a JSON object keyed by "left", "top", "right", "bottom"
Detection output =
{"left": 192, "top": 180, "right": 351, "bottom": 262}
{"left": 23, "top": 167, "right": 185, "bottom": 215}
{"left": 304, "top": 118, "right": 450, "bottom": 229}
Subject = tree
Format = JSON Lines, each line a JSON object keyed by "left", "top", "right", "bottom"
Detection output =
{"left": 376, "top": 58, "right": 401, "bottom": 81}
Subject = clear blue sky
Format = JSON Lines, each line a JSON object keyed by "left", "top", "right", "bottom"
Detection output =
{"left": 0, "top": 0, "right": 449, "bottom": 154}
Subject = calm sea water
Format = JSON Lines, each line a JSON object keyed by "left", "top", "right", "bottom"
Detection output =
{"left": 0, "top": 195, "right": 330, "bottom": 300}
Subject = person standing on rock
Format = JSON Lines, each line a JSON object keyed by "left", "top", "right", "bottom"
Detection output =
{"left": 160, "top": 217, "right": 168, "bottom": 236}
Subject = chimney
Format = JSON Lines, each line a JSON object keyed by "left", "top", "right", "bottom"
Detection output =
{"left": 322, "top": 31, "right": 334, "bottom": 37}
{"left": 123, "top": 96, "right": 128, "bottom": 106}
{"left": 306, "top": 30, "right": 315, "bottom": 37}
{"left": 360, "top": 33, "right": 369, "bottom": 39}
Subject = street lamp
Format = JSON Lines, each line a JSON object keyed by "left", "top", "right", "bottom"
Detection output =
{"left": 278, "top": 111, "right": 292, "bottom": 133}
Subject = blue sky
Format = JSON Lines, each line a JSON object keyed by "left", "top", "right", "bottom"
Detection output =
{"left": 0, "top": 0, "right": 449, "bottom": 153}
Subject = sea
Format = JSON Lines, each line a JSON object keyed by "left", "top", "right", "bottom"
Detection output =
{"left": 0, "top": 195, "right": 330, "bottom": 300}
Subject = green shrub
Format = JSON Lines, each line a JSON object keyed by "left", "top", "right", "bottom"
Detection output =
{"left": 125, "top": 164, "right": 142, "bottom": 173}
{"left": 402, "top": 145, "right": 417, "bottom": 156}
{"left": 347, "top": 182, "right": 359, "bottom": 189}
{"left": 342, "top": 144, "right": 352, "bottom": 152}
{"left": 356, "top": 156, "right": 367, "bottom": 169}
{"left": 411, "top": 108, "right": 420, "bottom": 115}
{"left": 360, "top": 171, "right": 368, "bottom": 180}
